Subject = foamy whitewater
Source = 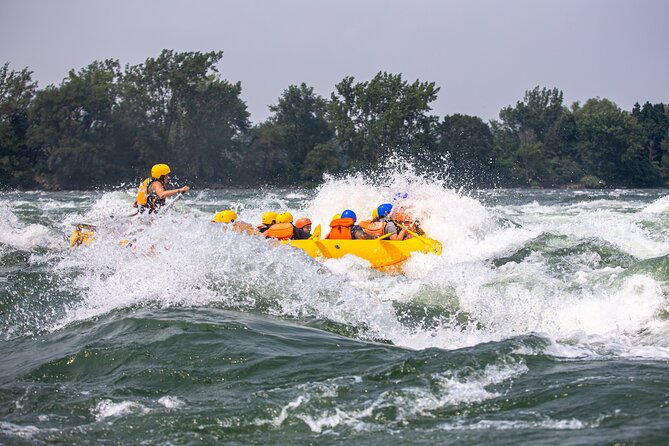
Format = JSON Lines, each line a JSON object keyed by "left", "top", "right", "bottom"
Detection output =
{"left": 2, "top": 165, "right": 668, "bottom": 444}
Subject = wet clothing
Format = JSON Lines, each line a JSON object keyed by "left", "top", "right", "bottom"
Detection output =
{"left": 327, "top": 217, "right": 377, "bottom": 240}
{"left": 358, "top": 220, "right": 385, "bottom": 237}
{"left": 326, "top": 217, "right": 355, "bottom": 240}
{"left": 266, "top": 223, "right": 311, "bottom": 240}
{"left": 267, "top": 222, "right": 293, "bottom": 240}
{"left": 291, "top": 226, "right": 311, "bottom": 240}
{"left": 383, "top": 220, "right": 409, "bottom": 240}
{"left": 351, "top": 225, "right": 376, "bottom": 240}
{"left": 384, "top": 221, "right": 399, "bottom": 235}
{"left": 135, "top": 178, "right": 165, "bottom": 214}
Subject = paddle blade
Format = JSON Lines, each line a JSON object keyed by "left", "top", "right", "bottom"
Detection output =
{"left": 309, "top": 224, "right": 322, "bottom": 240}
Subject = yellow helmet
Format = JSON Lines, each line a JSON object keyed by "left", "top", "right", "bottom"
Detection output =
{"left": 262, "top": 211, "right": 277, "bottom": 225}
{"left": 332, "top": 213, "right": 342, "bottom": 221}
{"left": 213, "top": 209, "right": 237, "bottom": 223}
{"left": 151, "top": 163, "right": 171, "bottom": 179}
{"left": 372, "top": 208, "right": 379, "bottom": 219}
{"left": 276, "top": 212, "right": 294, "bottom": 224}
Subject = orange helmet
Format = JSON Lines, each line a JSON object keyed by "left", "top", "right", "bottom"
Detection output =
{"left": 295, "top": 217, "right": 312, "bottom": 229}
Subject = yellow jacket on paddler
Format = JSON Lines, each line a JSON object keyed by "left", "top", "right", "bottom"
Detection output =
{"left": 135, "top": 178, "right": 155, "bottom": 207}
{"left": 135, "top": 164, "right": 174, "bottom": 212}
{"left": 137, "top": 164, "right": 170, "bottom": 206}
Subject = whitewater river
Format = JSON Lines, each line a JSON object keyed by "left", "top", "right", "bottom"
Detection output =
{"left": 2, "top": 170, "right": 669, "bottom": 444}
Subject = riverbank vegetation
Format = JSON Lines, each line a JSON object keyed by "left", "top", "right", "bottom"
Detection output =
{"left": 1, "top": 50, "right": 668, "bottom": 189}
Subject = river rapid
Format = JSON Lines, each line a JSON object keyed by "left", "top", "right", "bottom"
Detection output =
{"left": 1, "top": 168, "right": 669, "bottom": 445}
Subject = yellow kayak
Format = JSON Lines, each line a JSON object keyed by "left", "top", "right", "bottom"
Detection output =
{"left": 284, "top": 225, "right": 442, "bottom": 269}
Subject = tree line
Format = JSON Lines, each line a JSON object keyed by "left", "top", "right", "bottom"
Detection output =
{"left": 1, "top": 50, "right": 668, "bottom": 190}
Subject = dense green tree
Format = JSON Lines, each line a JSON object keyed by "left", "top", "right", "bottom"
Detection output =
{"left": 632, "top": 101, "right": 669, "bottom": 183}
{"left": 2, "top": 52, "right": 668, "bottom": 189}
{"left": 493, "top": 87, "right": 571, "bottom": 186}
{"left": 268, "top": 83, "right": 332, "bottom": 178}
{"left": 661, "top": 127, "right": 669, "bottom": 182}
{"left": 328, "top": 72, "right": 439, "bottom": 167}
{"left": 242, "top": 122, "right": 290, "bottom": 183}
{"left": 433, "top": 114, "right": 495, "bottom": 186}
{"left": 542, "top": 110, "right": 583, "bottom": 184}
{"left": 29, "top": 60, "right": 121, "bottom": 188}
{"left": 0, "top": 63, "right": 38, "bottom": 187}
{"left": 574, "top": 98, "right": 662, "bottom": 187}
{"left": 300, "top": 140, "right": 343, "bottom": 183}
{"left": 118, "top": 50, "right": 249, "bottom": 182}
{"left": 499, "top": 87, "right": 564, "bottom": 141}
{"left": 632, "top": 102, "right": 668, "bottom": 162}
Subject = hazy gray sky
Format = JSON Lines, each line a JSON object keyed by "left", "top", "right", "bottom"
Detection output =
{"left": 1, "top": 0, "right": 667, "bottom": 123}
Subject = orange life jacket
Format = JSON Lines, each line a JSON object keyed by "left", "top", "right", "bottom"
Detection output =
{"left": 326, "top": 217, "right": 354, "bottom": 240}
{"left": 266, "top": 222, "right": 294, "bottom": 240}
{"left": 358, "top": 220, "right": 386, "bottom": 237}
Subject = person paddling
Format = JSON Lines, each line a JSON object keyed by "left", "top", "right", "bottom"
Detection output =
{"left": 266, "top": 212, "right": 310, "bottom": 240}
{"left": 358, "top": 208, "right": 385, "bottom": 237}
{"left": 326, "top": 209, "right": 375, "bottom": 240}
{"left": 377, "top": 203, "right": 408, "bottom": 240}
{"left": 295, "top": 217, "right": 312, "bottom": 236}
{"left": 212, "top": 209, "right": 257, "bottom": 234}
{"left": 134, "top": 164, "right": 189, "bottom": 214}
{"left": 257, "top": 211, "right": 277, "bottom": 234}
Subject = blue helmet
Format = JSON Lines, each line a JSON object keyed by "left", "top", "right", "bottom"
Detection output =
{"left": 341, "top": 209, "right": 357, "bottom": 222}
{"left": 377, "top": 203, "right": 393, "bottom": 218}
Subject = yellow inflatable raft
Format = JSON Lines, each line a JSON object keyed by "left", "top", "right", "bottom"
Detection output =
{"left": 283, "top": 225, "right": 442, "bottom": 269}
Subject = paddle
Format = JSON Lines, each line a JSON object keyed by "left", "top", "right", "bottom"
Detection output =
{"left": 161, "top": 192, "right": 184, "bottom": 213}
{"left": 377, "top": 231, "right": 393, "bottom": 240}
{"left": 395, "top": 222, "right": 441, "bottom": 254}
{"left": 128, "top": 192, "right": 185, "bottom": 217}
{"left": 308, "top": 224, "right": 322, "bottom": 240}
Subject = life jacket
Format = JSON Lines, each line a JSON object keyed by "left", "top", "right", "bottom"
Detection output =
{"left": 326, "top": 217, "right": 355, "bottom": 240}
{"left": 135, "top": 178, "right": 164, "bottom": 213}
{"left": 266, "top": 222, "right": 294, "bottom": 240}
{"left": 358, "top": 220, "right": 386, "bottom": 237}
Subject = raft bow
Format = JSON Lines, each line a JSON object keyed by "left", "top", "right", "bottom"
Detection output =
{"left": 284, "top": 224, "right": 442, "bottom": 269}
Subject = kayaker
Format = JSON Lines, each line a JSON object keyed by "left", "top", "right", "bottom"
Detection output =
{"left": 326, "top": 209, "right": 375, "bottom": 240}
{"left": 134, "top": 163, "right": 189, "bottom": 214}
{"left": 257, "top": 211, "right": 277, "bottom": 234}
{"left": 295, "top": 217, "right": 312, "bottom": 235}
{"left": 266, "top": 212, "right": 310, "bottom": 240}
{"left": 212, "top": 209, "right": 257, "bottom": 234}
{"left": 377, "top": 203, "right": 408, "bottom": 240}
